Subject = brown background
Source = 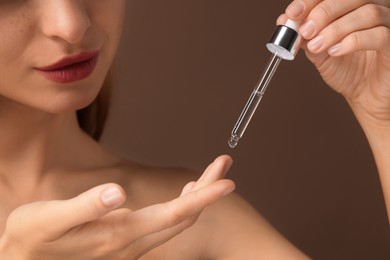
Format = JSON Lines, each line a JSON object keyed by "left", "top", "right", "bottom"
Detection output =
{"left": 101, "top": 1, "right": 390, "bottom": 259}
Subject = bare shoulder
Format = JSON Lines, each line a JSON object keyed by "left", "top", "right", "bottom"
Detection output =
{"left": 196, "top": 193, "right": 310, "bottom": 259}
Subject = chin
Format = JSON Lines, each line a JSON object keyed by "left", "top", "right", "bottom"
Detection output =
{"left": 37, "top": 88, "right": 100, "bottom": 114}
{"left": 44, "top": 75, "right": 106, "bottom": 114}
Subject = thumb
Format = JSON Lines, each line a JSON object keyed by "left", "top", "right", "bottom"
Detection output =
{"left": 7, "top": 183, "right": 127, "bottom": 240}
{"left": 52, "top": 183, "right": 126, "bottom": 235}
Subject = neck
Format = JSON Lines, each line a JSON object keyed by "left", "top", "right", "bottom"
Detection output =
{"left": 0, "top": 99, "right": 97, "bottom": 190}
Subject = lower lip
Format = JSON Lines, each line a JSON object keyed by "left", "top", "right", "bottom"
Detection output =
{"left": 35, "top": 55, "right": 99, "bottom": 84}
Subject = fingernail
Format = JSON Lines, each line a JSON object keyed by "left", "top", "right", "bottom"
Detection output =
{"left": 300, "top": 20, "right": 316, "bottom": 38}
{"left": 223, "top": 186, "right": 236, "bottom": 196}
{"left": 308, "top": 35, "right": 324, "bottom": 52}
{"left": 101, "top": 187, "right": 123, "bottom": 207}
{"left": 223, "top": 158, "right": 233, "bottom": 173}
{"left": 286, "top": 1, "right": 305, "bottom": 18}
{"left": 328, "top": 44, "right": 341, "bottom": 56}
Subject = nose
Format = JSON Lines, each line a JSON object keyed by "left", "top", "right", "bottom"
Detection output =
{"left": 40, "top": 0, "right": 91, "bottom": 45}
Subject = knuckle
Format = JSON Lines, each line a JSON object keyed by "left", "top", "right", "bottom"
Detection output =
{"left": 168, "top": 211, "right": 184, "bottom": 227}
{"left": 305, "top": 0, "right": 321, "bottom": 9}
{"left": 182, "top": 216, "right": 197, "bottom": 229}
{"left": 313, "top": 2, "right": 334, "bottom": 21}
{"left": 347, "top": 33, "right": 360, "bottom": 47}
{"left": 377, "top": 26, "right": 390, "bottom": 46}
{"left": 6, "top": 201, "right": 69, "bottom": 244}
{"left": 164, "top": 203, "right": 185, "bottom": 227}
{"left": 168, "top": 216, "right": 198, "bottom": 238}
{"left": 94, "top": 229, "right": 125, "bottom": 256}
{"left": 328, "top": 21, "right": 343, "bottom": 37}
{"left": 363, "top": 4, "right": 383, "bottom": 22}
{"left": 102, "top": 228, "right": 117, "bottom": 244}
{"left": 8, "top": 203, "right": 46, "bottom": 238}
{"left": 81, "top": 196, "right": 103, "bottom": 219}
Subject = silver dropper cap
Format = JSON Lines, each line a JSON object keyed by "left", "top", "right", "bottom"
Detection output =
{"left": 266, "top": 19, "right": 301, "bottom": 60}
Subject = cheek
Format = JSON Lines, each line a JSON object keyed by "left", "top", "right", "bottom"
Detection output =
{"left": 91, "top": 0, "right": 126, "bottom": 59}
{"left": 0, "top": 9, "right": 35, "bottom": 86}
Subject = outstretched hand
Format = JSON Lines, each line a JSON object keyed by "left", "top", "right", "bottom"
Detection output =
{"left": 0, "top": 155, "right": 235, "bottom": 259}
{"left": 279, "top": 0, "right": 390, "bottom": 125}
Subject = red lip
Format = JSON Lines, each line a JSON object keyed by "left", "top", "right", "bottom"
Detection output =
{"left": 35, "top": 51, "right": 100, "bottom": 83}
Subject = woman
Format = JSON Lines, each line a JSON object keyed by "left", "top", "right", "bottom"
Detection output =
{"left": 0, "top": 0, "right": 388, "bottom": 259}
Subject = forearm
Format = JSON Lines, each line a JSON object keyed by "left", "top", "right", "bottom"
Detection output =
{"left": 351, "top": 105, "right": 390, "bottom": 222}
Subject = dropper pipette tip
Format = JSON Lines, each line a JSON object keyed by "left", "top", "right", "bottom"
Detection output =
{"left": 228, "top": 135, "right": 239, "bottom": 148}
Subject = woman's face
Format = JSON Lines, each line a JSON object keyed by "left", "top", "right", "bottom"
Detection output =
{"left": 0, "top": 0, "right": 126, "bottom": 113}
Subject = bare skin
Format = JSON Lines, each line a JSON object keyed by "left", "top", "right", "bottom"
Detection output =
{"left": 0, "top": 115, "right": 305, "bottom": 259}
{"left": 0, "top": 0, "right": 388, "bottom": 259}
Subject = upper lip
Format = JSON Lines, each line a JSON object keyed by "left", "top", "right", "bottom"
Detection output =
{"left": 36, "top": 51, "right": 100, "bottom": 71}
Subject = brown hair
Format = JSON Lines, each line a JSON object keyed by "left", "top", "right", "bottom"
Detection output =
{"left": 76, "top": 71, "right": 113, "bottom": 141}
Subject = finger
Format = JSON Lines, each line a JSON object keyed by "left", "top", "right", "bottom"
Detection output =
{"left": 40, "top": 183, "right": 126, "bottom": 239}
{"left": 194, "top": 155, "right": 233, "bottom": 189}
{"left": 119, "top": 180, "right": 235, "bottom": 258}
{"left": 180, "top": 181, "right": 196, "bottom": 196}
{"left": 179, "top": 155, "right": 233, "bottom": 197}
{"left": 285, "top": 0, "right": 322, "bottom": 21}
{"left": 123, "top": 179, "right": 235, "bottom": 240}
{"left": 46, "top": 208, "right": 133, "bottom": 256}
{"left": 307, "top": 4, "right": 390, "bottom": 53}
{"left": 276, "top": 13, "right": 288, "bottom": 26}
{"left": 197, "top": 155, "right": 231, "bottom": 180}
{"left": 298, "top": 0, "right": 389, "bottom": 40}
{"left": 82, "top": 180, "right": 234, "bottom": 257}
{"left": 130, "top": 156, "right": 233, "bottom": 251}
{"left": 123, "top": 213, "right": 200, "bottom": 259}
{"left": 56, "top": 180, "right": 235, "bottom": 257}
{"left": 327, "top": 26, "right": 390, "bottom": 57}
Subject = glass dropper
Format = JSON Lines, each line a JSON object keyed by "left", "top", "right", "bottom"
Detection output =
{"left": 228, "top": 19, "right": 302, "bottom": 148}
